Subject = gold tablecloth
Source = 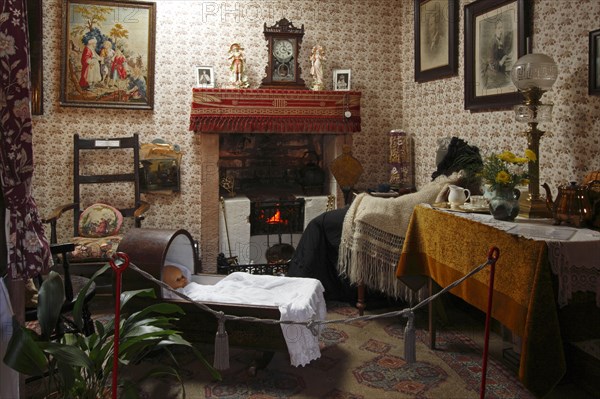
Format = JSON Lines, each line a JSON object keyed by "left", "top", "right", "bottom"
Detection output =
{"left": 396, "top": 205, "right": 564, "bottom": 397}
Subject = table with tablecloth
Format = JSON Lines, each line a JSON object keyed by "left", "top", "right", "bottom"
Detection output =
{"left": 396, "top": 204, "right": 600, "bottom": 397}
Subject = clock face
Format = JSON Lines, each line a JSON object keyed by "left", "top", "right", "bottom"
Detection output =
{"left": 272, "top": 38, "right": 296, "bottom": 82}
{"left": 273, "top": 39, "right": 294, "bottom": 62}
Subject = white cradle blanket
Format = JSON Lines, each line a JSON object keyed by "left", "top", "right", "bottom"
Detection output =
{"left": 178, "top": 272, "right": 327, "bottom": 367}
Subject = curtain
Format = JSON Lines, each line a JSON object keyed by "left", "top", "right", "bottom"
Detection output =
{"left": 0, "top": 0, "right": 51, "bottom": 279}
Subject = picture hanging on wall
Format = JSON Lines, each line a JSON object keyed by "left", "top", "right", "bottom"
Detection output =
{"left": 60, "top": 0, "right": 156, "bottom": 110}
{"left": 333, "top": 69, "right": 351, "bottom": 91}
{"left": 414, "top": 0, "right": 458, "bottom": 83}
{"left": 589, "top": 28, "right": 600, "bottom": 96}
{"left": 27, "top": 0, "right": 43, "bottom": 115}
{"left": 195, "top": 66, "right": 215, "bottom": 88}
{"left": 464, "top": 0, "right": 530, "bottom": 111}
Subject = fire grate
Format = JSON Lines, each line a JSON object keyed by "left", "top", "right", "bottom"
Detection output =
{"left": 249, "top": 198, "right": 305, "bottom": 236}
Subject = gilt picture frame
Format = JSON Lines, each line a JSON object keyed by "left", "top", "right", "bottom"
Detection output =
{"left": 464, "top": 0, "right": 529, "bottom": 111}
{"left": 589, "top": 28, "right": 600, "bottom": 96}
{"left": 333, "top": 69, "right": 351, "bottom": 91}
{"left": 195, "top": 66, "right": 215, "bottom": 88}
{"left": 414, "top": 0, "right": 458, "bottom": 83}
{"left": 60, "top": 0, "right": 156, "bottom": 110}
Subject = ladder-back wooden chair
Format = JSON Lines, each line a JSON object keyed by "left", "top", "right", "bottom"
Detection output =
{"left": 43, "top": 134, "right": 149, "bottom": 290}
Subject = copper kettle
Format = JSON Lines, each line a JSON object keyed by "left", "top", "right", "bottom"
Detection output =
{"left": 541, "top": 182, "right": 593, "bottom": 227}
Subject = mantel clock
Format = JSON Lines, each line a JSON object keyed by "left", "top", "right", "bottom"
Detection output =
{"left": 260, "top": 18, "right": 307, "bottom": 89}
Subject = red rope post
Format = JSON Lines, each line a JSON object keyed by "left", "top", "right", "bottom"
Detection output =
{"left": 109, "top": 252, "right": 130, "bottom": 399}
{"left": 480, "top": 246, "right": 500, "bottom": 399}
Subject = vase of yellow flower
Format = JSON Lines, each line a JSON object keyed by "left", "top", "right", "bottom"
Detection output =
{"left": 480, "top": 149, "right": 536, "bottom": 221}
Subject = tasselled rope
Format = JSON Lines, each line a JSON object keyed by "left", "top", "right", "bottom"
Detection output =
{"left": 125, "top": 252, "right": 497, "bottom": 370}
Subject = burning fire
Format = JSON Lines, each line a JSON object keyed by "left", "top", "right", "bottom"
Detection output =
{"left": 265, "top": 209, "right": 288, "bottom": 225}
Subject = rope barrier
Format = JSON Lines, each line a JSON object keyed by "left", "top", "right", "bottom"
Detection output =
{"left": 118, "top": 247, "right": 500, "bottom": 374}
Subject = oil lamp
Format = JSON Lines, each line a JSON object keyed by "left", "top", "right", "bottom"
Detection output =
{"left": 510, "top": 53, "right": 558, "bottom": 218}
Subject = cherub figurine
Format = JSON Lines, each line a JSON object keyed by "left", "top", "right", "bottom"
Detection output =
{"left": 310, "top": 45, "right": 326, "bottom": 91}
{"left": 228, "top": 43, "right": 249, "bottom": 88}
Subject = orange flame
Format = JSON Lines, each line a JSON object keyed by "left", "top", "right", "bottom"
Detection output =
{"left": 266, "top": 209, "right": 287, "bottom": 225}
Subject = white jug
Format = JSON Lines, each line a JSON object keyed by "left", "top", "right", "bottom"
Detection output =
{"left": 448, "top": 185, "right": 471, "bottom": 208}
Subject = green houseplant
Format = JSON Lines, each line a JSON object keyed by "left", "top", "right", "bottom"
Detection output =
{"left": 3, "top": 264, "right": 219, "bottom": 398}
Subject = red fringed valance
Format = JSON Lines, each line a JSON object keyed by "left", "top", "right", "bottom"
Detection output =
{"left": 190, "top": 88, "right": 361, "bottom": 134}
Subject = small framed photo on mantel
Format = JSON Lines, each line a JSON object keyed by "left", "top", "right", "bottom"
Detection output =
{"left": 333, "top": 69, "right": 351, "bottom": 91}
{"left": 195, "top": 66, "right": 215, "bottom": 88}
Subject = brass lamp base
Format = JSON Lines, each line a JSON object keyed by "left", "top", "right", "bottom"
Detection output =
{"left": 519, "top": 196, "right": 552, "bottom": 218}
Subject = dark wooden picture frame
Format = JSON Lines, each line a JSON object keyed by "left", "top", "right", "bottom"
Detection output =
{"left": 589, "top": 28, "right": 600, "bottom": 96}
{"left": 60, "top": 0, "right": 156, "bottom": 110}
{"left": 27, "top": 0, "right": 43, "bottom": 115}
{"left": 464, "top": 0, "right": 529, "bottom": 111}
{"left": 414, "top": 0, "right": 458, "bottom": 83}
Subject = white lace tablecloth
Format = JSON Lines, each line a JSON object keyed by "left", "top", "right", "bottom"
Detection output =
{"left": 429, "top": 205, "right": 600, "bottom": 308}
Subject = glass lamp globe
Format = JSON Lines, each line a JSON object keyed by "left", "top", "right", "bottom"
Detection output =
{"left": 510, "top": 53, "right": 558, "bottom": 91}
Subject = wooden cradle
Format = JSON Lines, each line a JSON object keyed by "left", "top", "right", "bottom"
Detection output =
{"left": 119, "top": 228, "right": 288, "bottom": 368}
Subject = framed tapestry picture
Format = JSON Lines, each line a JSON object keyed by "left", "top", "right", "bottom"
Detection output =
{"left": 464, "top": 0, "right": 530, "bottom": 111}
{"left": 333, "top": 69, "right": 351, "bottom": 91}
{"left": 414, "top": 0, "right": 458, "bottom": 83}
{"left": 589, "top": 28, "right": 600, "bottom": 96}
{"left": 195, "top": 66, "right": 215, "bottom": 88}
{"left": 60, "top": 0, "right": 156, "bottom": 110}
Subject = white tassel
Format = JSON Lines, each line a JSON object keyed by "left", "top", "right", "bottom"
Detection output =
{"left": 213, "top": 314, "right": 230, "bottom": 370}
{"left": 404, "top": 310, "right": 416, "bottom": 363}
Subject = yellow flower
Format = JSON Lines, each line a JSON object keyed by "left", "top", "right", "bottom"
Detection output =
{"left": 525, "top": 149, "right": 537, "bottom": 162}
{"left": 495, "top": 170, "right": 511, "bottom": 184}
{"left": 497, "top": 151, "right": 516, "bottom": 163}
{"left": 513, "top": 157, "right": 529, "bottom": 164}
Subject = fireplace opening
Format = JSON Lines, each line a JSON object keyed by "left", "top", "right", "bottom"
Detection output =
{"left": 215, "top": 133, "right": 342, "bottom": 274}
{"left": 250, "top": 198, "right": 305, "bottom": 236}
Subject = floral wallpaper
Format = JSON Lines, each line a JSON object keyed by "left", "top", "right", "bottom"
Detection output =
{"left": 32, "top": 0, "right": 600, "bottom": 248}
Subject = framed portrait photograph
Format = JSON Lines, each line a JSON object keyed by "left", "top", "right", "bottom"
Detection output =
{"left": 464, "top": 0, "right": 530, "bottom": 111}
{"left": 333, "top": 69, "right": 351, "bottom": 91}
{"left": 60, "top": 0, "right": 156, "bottom": 110}
{"left": 414, "top": 0, "right": 458, "bottom": 83}
{"left": 589, "top": 28, "right": 600, "bottom": 96}
{"left": 195, "top": 66, "right": 215, "bottom": 88}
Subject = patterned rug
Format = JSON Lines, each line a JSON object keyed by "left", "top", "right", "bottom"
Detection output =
{"left": 110, "top": 302, "right": 533, "bottom": 399}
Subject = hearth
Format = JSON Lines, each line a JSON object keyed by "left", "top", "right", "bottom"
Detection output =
{"left": 218, "top": 194, "right": 330, "bottom": 266}
{"left": 249, "top": 198, "right": 305, "bottom": 236}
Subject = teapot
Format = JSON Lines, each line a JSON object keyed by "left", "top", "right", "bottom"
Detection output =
{"left": 448, "top": 185, "right": 471, "bottom": 208}
{"left": 541, "top": 182, "right": 593, "bottom": 227}
{"left": 298, "top": 151, "right": 325, "bottom": 191}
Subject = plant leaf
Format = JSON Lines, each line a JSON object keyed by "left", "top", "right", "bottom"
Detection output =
{"left": 41, "top": 341, "right": 94, "bottom": 370}
{"left": 73, "top": 263, "right": 111, "bottom": 330}
{"left": 119, "top": 288, "right": 156, "bottom": 309}
{"left": 2, "top": 318, "right": 48, "bottom": 376}
{"left": 37, "top": 271, "right": 65, "bottom": 339}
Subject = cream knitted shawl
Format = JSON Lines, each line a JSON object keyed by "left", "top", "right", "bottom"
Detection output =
{"left": 337, "top": 172, "right": 463, "bottom": 299}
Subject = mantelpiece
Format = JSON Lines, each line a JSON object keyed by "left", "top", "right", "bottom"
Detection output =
{"left": 189, "top": 88, "right": 361, "bottom": 134}
{"left": 190, "top": 87, "right": 360, "bottom": 271}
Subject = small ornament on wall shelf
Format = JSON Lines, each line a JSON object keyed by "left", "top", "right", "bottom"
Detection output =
{"left": 310, "top": 45, "right": 326, "bottom": 90}
{"left": 228, "top": 43, "right": 249, "bottom": 88}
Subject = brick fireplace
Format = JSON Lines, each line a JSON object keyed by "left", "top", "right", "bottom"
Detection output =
{"left": 191, "top": 88, "right": 361, "bottom": 271}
